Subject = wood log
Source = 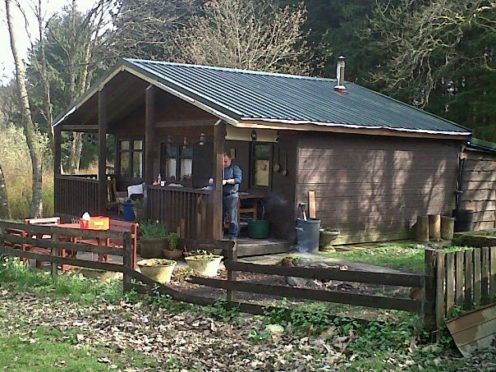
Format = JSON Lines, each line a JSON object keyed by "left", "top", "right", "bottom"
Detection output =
{"left": 416, "top": 216, "right": 429, "bottom": 242}
{"left": 441, "top": 216, "right": 455, "bottom": 240}
{"left": 429, "top": 214, "right": 441, "bottom": 241}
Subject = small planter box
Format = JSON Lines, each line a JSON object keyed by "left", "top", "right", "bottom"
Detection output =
{"left": 140, "top": 237, "right": 167, "bottom": 258}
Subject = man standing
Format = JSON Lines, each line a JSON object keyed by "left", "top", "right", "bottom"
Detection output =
{"left": 222, "top": 152, "right": 242, "bottom": 240}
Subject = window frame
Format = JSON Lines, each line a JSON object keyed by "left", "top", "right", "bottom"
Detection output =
{"left": 249, "top": 141, "right": 272, "bottom": 190}
{"left": 160, "top": 142, "right": 194, "bottom": 186}
{"left": 117, "top": 138, "right": 144, "bottom": 179}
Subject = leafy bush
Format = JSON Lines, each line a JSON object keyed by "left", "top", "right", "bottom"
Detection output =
{"left": 139, "top": 220, "right": 168, "bottom": 239}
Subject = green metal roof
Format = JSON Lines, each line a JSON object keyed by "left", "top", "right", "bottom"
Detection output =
{"left": 55, "top": 58, "right": 471, "bottom": 137}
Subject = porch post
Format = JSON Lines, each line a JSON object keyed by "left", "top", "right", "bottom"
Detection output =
{"left": 54, "top": 126, "right": 61, "bottom": 177}
{"left": 212, "top": 121, "right": 225, "bottom": 240}
{"left": 98, "top": 89, "right": 107, "bottom": 214}
{"left": 53, "top": 125, "right": 62, "bottom": 215}
{"left": 144, "top": 84, "right": 156, "bottom": 185}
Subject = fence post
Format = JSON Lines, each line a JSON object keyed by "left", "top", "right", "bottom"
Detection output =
{"left": 423, "top": 249, "right": 437, "bottom": 337}
{"left": 51, "top": 232, "right": 59, "bottom": 281}
{"left": 122, "top": 232, "right": 133, "bottom": 293}
{"left": 226, "top": 240, "right": 238, "bottom": 302}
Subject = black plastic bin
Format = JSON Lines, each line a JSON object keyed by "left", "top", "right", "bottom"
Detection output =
{"left": 295, "top": 218, "right": 321, "bottom": 253}
{"left": 454, "top": 209, "right": 475, "bottom": 232}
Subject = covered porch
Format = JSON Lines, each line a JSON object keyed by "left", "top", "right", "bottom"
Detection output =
{"left": 53, "top": 67, "right": 295, "bottom": 249}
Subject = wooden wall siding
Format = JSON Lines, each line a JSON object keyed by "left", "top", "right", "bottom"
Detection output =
{"left": 268, "top": 133, "right": 298, "bottom": 240}
{"left": 296, "top": 133, "right": 460, "bottom": 244}
{"left": 147, "top": 186, "right": 212, "bottom": 240}
{"left": 461, "top": 151, "right": 496, "bottom": 230}
{"left": 54, "top": 175, "right": 99, "bottom": 217}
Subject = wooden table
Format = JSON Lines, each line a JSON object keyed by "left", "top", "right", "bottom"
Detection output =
{"left": 238, "top": 192, "right": 267, "bottom": 220}
{"left": 58, "top": 223, "right": 110, "bottom": 263}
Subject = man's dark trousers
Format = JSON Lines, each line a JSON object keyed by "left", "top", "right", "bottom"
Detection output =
{"left": 223, "top": 193, "right": 239, "bottom": 239}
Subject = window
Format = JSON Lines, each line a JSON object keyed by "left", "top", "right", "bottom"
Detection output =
{"left": 161, "top": 143, "right": 193, "bottom": 183}
{"left": 251, "top": 142, "right": 271, "bottom": 188}
{"left": 119, "top": 139, "right": 143, "bottom": 178}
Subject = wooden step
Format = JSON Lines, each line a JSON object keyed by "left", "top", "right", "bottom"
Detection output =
{"left": 236, "top": 239, "right": 291, "bottom": 257}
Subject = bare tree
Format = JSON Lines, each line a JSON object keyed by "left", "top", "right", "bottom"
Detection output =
{"left": 174, "top": 0, "right": 311, "bottom": 74}
{"left": 4, "top": 0, "right": 44, "bottom": 217}
{"left": 110, "top": 0, "right": 198, "bottom": 60}
{"left": 367, "top": 0, "right": 496, "bottom": 106}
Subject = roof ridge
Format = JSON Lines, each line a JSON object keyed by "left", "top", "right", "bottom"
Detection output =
{"left": 124, "top": 58, "right": 335, "bottom": 82}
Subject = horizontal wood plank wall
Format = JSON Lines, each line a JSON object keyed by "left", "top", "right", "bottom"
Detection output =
{"left": 296, "top": 133, "right": 460, "bottom": 244}
{"left": 461, "top": 150, "right": 496, "bottom": 230}
{"left": 54, "top": 175, "right": 99, "bottom": 217}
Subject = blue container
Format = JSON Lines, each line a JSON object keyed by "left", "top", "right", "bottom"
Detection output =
{"left": 122, "top": 201, "right": 136, "bottom": 221}
{"left": 295, "top": 218, "right": 321, "bottom": 253}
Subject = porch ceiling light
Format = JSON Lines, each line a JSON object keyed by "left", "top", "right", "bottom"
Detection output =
{"left": 251, "top": 129, "right": 257, "bottom": 141}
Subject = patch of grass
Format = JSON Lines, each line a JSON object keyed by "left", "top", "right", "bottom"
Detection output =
{"left": 319, "top": 241, "right": 425, "bottom": 271}
{"left": 0, "top": 327, "right": 159, "bottom": 371}
{"left": 0, "top": 258, "right": 123, "bottom": 304}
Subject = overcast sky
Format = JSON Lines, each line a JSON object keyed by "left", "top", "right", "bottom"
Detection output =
{"left": 0, "top": 0, "right": 96, "bottom": 85}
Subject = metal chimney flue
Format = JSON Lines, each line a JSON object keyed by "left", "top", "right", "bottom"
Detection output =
{"left": 334, "top": 56, "right": 346, "bottom": 93}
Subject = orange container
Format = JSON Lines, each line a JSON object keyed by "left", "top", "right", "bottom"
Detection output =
{"left": 79, "top": 219, "right": 89, "bottom": 229}
{"left": 87, "top": 216, "right": 110, "bottom": 230}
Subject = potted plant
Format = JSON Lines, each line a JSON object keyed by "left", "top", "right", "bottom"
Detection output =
{"left": 138, "top": 258, "right": 176, "bottom": 284}
{"left": 184, "top": 250, "right": 223, "bottom": 277}
{"left": 139, "top": 220, "right": 168, "bottom": 258}
{"left": 163, "top": 232, "right": 183, "bottom": 260}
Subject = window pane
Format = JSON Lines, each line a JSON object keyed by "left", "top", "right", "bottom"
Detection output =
{"left": 166, "top": 158, "right": 177, "bottom": 181}
{"left": 181, "top": 158, "right": 192, "bottom": 180}
{"left": 166, "top": 145, "right": 177, "bottom": 157}
{"left": 254, "top": 159, "right": 269, "bottom": 186}
{"left": 133, "top": 140, "right": 143, "bottom": 150}
{"left": 120, "top": 152, "right": 130, "bottom": 176}
{"left": 255, "top": 144, "right": 271, "bottom": 159}
{"left": 181, "top": 146, "right": 193, "bottom": 158}
{"left": 121, "top": 140, "right": 130, "bottom": 151}
{"left": 132, "top": 151, "right": 143, "bottom": 178}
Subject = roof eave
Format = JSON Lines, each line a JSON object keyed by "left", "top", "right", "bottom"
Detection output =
{"left": 236, "top": 118, "right": 471, "bottom": 141}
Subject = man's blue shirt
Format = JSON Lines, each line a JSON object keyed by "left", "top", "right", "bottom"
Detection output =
{"left": 223, "top": 164, "right": 242, "bottom": 195}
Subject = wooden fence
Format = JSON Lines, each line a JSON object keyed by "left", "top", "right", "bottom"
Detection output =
{"left": 1, "top": 221, "right": 495, "bottom": 334}
{"left": 190, "top": 244, "right": 429, "bottom": 318}
{"left": 0, "top": 221, "right": 134, "bottom": 290}
{"left": 432, "top": 247, "right": 496, "bottom": 330}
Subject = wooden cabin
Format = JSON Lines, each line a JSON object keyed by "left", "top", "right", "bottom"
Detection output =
{"left": 53, "top": 59, "right": 471, "bottom": 245}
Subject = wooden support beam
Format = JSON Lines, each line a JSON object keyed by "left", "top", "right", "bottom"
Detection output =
{"left": 98, "top": 89, "right": 107, "bottom": 214}
{"left": 54, "top": 126, "right": 62, "bottom": 177}
{"left": 212, "top": 121, "right": 225, "bottom": 240}
{"left": 145, "top": 85, "right": 156, "bottom": 185}
{"left": 61, "top": 125, "right": 98, "bottom": 131}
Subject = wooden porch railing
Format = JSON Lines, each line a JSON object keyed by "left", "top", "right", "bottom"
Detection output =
{"left": 147, "top": 186, "right": 212, "bottom": 240}
{"left": 54, "top": 175, "right": 99, "bottom": 217}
